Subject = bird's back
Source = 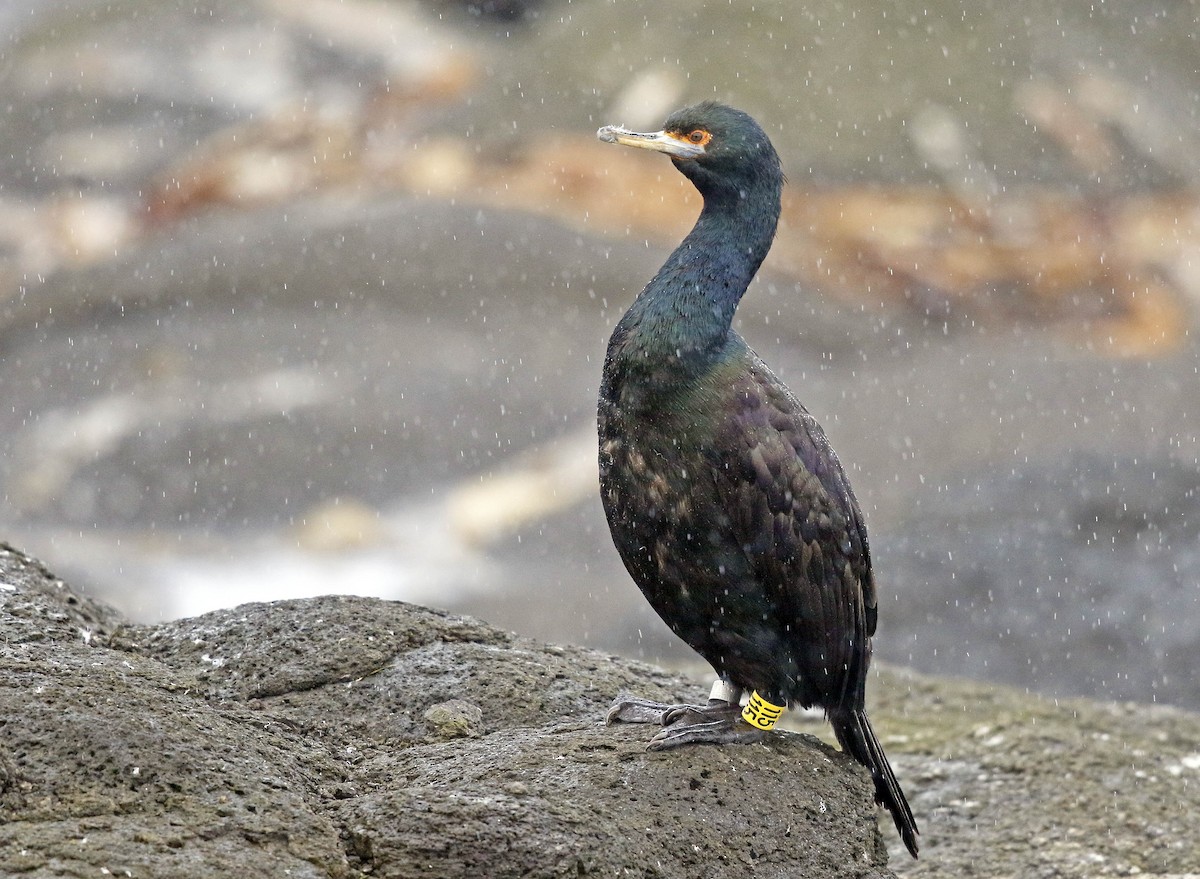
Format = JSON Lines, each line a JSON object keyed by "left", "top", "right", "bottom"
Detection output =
{"left": 599, "top": 333, "right": 876, "bottom": 712}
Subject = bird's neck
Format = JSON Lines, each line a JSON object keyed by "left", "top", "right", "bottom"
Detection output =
{"left": 610, "top": 184, "right": 779, "bottom": 375}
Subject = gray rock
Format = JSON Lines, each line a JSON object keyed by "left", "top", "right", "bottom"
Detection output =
{"left": 4, "top": 541, "right": 1200, "bottom": 878}
{"left": 0, "top": 543, "right": 890, "bottom": 878}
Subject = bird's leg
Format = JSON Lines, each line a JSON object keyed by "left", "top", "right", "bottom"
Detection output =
{"left": 646, "top": 689, "right": 785, "bottom": 751}
{"left": 607, "top": 678, "right": 743, "bottom": 726}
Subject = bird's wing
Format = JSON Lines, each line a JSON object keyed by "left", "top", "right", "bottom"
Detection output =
{"left": 708, "top": 358, "right": 876, "bottom": 708}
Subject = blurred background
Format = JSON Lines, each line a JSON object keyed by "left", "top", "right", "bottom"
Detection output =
{"left": 1, "top": 0, "right": 1197, "bottom": 711}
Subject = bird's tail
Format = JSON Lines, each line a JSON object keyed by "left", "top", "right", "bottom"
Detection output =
{"left": 830, "top": 707, "right": 919, "bottom": 858}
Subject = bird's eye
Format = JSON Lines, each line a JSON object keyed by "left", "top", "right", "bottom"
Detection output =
{"left": 688, "top": 129, "right": 708, "bottom": 143}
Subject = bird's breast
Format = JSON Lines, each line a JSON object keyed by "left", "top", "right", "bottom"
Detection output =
{"left": 599, "top": 433, "right": 696, "bottom": 527}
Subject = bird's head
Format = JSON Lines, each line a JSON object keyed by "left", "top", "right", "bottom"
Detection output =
{"left": 597, "top": 101, "right": 783, "bottom": 200}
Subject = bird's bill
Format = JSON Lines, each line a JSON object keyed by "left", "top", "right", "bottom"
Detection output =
{"left": 596, "top": 125, "right": 706, "bottom": 160}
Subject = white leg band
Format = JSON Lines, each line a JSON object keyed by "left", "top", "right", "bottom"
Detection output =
{"left": 709, "top": 679, "right": 742, "bottom": 704}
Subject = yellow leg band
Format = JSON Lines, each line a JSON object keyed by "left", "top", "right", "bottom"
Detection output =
{"left": 741, "top": 691, "right": 785, "bottom": 731}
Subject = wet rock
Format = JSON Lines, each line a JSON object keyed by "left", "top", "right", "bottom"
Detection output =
{"left": 5, "top": 541, "right": 1200, "bottom": 877}
{"left": 422, "top": 699, "right": 485, "bottom": 739}
{"left": 0, "top": 543, "right": 890, "bottom": 878}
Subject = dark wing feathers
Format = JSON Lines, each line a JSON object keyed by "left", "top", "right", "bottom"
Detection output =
{"left": 709, "top": 357, "right": 875, "bottom": 709}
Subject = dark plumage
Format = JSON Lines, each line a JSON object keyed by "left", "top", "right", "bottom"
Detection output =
{"left": 596, "top": 102, "right": 919, "bottom": 857}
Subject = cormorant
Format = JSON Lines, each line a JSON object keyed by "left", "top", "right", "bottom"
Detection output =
{"left": 596, "top": 102, "right": 920, "bottom": 858}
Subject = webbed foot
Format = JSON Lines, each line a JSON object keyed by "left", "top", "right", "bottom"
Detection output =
{"left": 607, "top": 680, "right": 748, "bottom": 731}
{"left": 660, "top": 699, "right": 742, "bottom": 726}
{"left": 647, "top": 715, "right": 769, "bottom": 750}
{"left": 606, "top": 695, "right": 728, "bottom": 726}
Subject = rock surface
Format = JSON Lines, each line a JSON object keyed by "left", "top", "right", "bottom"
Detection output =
{"left": 0, "top": 543, "right": 889, "bottom": 878}
{"left": 3, "top": 541, "right": 1200, "bottom": 878}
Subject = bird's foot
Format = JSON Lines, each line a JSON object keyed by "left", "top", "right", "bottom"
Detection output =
{"left": 608, "top": 680, "right": 746, "bottom": 727}
{"left": 661, "top": 698, "right": 743, "bottom": 726}
{"left": 647, "top": 715, "right": 769, "bottom": 751}
{"left": 607, "top": 695, "right": 707, "bottom": 725}
{"left": 610, "top": 685, "right": 779, "bottom": 750}
{"left": 606, "top": 695, "right": 740, "bottom": 727}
